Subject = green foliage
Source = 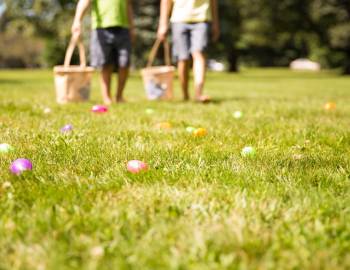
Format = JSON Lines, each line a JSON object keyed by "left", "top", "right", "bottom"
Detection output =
{"left": 2, "top": 0, "right": 77, "bottom": 66}
{"left": 239, "top": 0, "right": 315, "bottom": 66}
{"left": 1, "top": 0, "right": 350, "bottom": 73}
{"left": 210, "top": 0, "right": 242, "bottom": 71}
{"left": 133, "top": 0, "right": 159, "bottom": 67}
{"left": 0, "top": 30, "right": 43, "bottom": 68}
{"left": 311, "top": 0, "right": 350, "bottom": 73}
{"left": 0, "top": 69, "right": 350, "bottom": 269}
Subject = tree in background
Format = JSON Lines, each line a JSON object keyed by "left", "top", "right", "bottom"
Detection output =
{"left": 210, "top": 0, "right": 242, "bottom": 72}
{"left": 311, "top": 0, "right": 350, "bottom": 74}
{"left": 1, "top": 0, "right": 350, "bottom": 74}
{"left": 2, "top": 0, "right": 81, "bottom": 67}
{"left": 133, "top": 0, "right": 159, "bottom": 67}
{"left": 2, "top": 0, "right": 159, "bottom": 67}
{"left": 237, "top": 0, "right": 350, "bottom": 74}
{"left": 238, "top": 0, "right": 318, "bottom": 66}
{"left": 0, "top": 0, "right": 44, "bottom": 67}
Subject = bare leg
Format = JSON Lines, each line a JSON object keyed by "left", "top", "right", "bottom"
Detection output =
{"left": 100, "top": 65, "right": 113, "bottom": 105}
{"left": 192, "top": 51, "right": 209, "bottom": 101}
{"left": 116, "top": 67, "right": 129, "bottom": 103}
{"left": 178, "top": 60, "right": 190, "bottom": 101}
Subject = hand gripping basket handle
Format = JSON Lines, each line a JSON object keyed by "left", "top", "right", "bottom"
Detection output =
{"left": 64, "top": 37, "right": 87, "bottom": 68}
{"left": 147, "top": 38, "right": 171, "bottom": 67}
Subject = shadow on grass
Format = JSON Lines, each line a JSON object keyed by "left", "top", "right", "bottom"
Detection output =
{"left": 0, "top": 79, "right": 24, "bottom": 85}
{"left": 208, "top": 96, "right": 291, "bottom": 104}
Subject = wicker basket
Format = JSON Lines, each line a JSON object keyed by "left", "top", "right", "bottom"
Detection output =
{"left": 53, "top": 38, "right": 94, "bottom": 104}
{"left": 141, "top": 39, "right": 175, "bottom": 100}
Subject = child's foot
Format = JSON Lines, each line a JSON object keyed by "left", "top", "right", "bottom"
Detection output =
{"left": 103, "top": 98, "right": 113, "bottom": 105}
{"left": 116, "top": 97, "right": 126, "bottom": 103}
{"left": 195, "top": 95, "right": 211, "bottom": 104}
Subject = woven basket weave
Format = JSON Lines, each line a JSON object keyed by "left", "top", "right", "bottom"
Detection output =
{"left": 141, "top": 39, "right": 175, "bottom": 100}
{"left": 53, "top": 38, "right": 94, "bottom": 104}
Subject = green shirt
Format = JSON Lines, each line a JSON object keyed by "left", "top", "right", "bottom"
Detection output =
{"left": 91, "top": 0, "right": 129, "bottom": 29}
{"left": 170, "top": 0, "right": 212, "bottom": 23}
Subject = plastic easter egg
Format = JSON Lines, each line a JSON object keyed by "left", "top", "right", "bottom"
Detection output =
{"left": 127, "top": 160, "right": 148, "bottom": 174}
{"left": 146, "top": 108, "right": 155, "bottom": 115}
{"left": 156, "top": 122, "right": 172, "bottom": 129}
{"left": 186, "top": 126, "right": 196, "bottom": 133}
{"left": 0, "top": 143, "right": 14, "bottom": 154}
{"left": 92, "top": 105, "right": 108, "bottom": 113}
{"left": 233, "top": 111, "right": 243, "bottom": 119}
{"left": 324, "top": 102, "right": 336, "bottom": 111}
{"left": 10, "top": 158, "right": 33, "bottom": 175}
{"left": 241, "top": 146, "right": 256, "bottom": 157}
{"left": 43, "top": 107, "right": 52, "bottom": 114}
{"left": 193, "top": 128, "right": 207, "bottom": 137}
{"left": 61, "top": 124, "right": 73, "bottom": 133}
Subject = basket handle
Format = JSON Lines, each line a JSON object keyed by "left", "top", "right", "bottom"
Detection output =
{"left": 147, "top": 38, "right": 171, "bottom": 67}
{"left": 64, "top": 37, "right": 87, "bottom": 68}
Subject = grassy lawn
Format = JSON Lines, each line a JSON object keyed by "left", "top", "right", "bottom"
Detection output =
{"left": 0, "top": 69, "right": 349, "bottom": 270}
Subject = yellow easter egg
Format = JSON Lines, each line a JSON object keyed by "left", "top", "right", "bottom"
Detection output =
{"left": 156, "top": 122, "right": 172, "bottom": 129}
{"left": 193, "top": 128, "right": 207, "bottom": 137}
{"left": 324, "top": 102, "right": 336, "bottom": 111}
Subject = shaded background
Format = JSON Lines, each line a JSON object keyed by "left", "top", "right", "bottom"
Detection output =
{"left": 0, "top": 0, "right": 350, "bottom": 74}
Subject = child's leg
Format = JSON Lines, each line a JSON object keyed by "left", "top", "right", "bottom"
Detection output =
{"left": 114, "top": 27, "right": 132, "bottom": 103}
{"left": 90, "top": 29, "right": 114, "bottom": 105}
{"left": 178, "top": 60, "right": 190, "bottom": 100}
{"left": 172, "top": 23, "right": 191, "bottom": 101}
{"left": 190, "top": 22, "right": 210, "bottom": 102}
{"left": 100, "top": 65, "right": 113, "bottom": 105}
{"left": 192, "top": 51, "right": 207, "bottom": 100}
{"left": 116, "top": 67, "right": 129, "bottom": 103}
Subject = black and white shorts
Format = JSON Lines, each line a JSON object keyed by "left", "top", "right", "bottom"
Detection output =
{"left": 90, "top": 27, "right": 131, "bottom": 68}
{"left": 171, "top": 22, "right": 210, "bottom": 62}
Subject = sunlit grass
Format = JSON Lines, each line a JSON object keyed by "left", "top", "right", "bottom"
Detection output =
{"left": 0, "top": 69, "right": 349, "bottom": 269}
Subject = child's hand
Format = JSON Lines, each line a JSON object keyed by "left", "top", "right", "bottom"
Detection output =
{"left": 71, "top": 21, "right": 82, "bottom": 39}
{"left": 157, "top": 24, "right": 168, "bottom": 41}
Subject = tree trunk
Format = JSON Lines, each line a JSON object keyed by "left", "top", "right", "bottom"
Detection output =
{"left": 228, "top": 46, "right": 239, "bottom": 72}
{"left": 343, "top": 49, "right": 350, "bottom": 75}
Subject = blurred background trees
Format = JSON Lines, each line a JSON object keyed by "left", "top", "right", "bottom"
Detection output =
{"left": 0, "top": 0, "right": 350, "bottom": 74}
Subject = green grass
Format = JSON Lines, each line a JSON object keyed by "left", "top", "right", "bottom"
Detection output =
{"left": 0, "top": 69, "right": 349, "bottom": 270}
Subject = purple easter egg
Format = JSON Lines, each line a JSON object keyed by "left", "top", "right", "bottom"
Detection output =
{"left": 61, "top": 124, "right": 73, "bottom": 133}
{"left": 10, "top": 158, "right": 33, "bottom": 175}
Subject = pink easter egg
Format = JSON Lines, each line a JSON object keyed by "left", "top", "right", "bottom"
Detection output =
{"left": 127, "top": 160, "right": 148, "bottom": 174}
{"left": 91, "top": 105, "right": 108, "bottom": 113}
